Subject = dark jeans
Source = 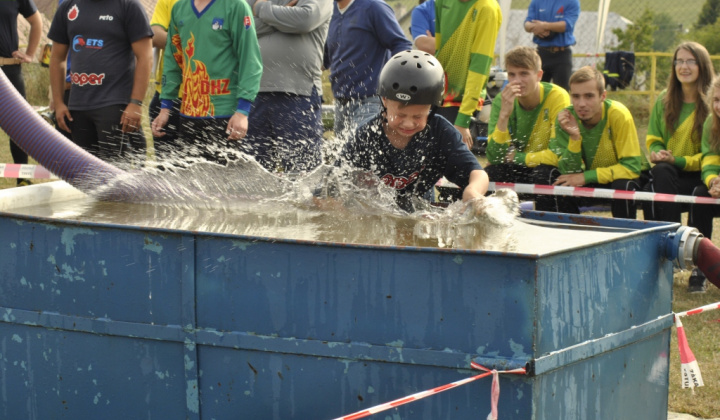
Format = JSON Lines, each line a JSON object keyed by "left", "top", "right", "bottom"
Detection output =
{"left": 1, "top": 64, "right": 29, "bottom": 165}
{"left": 549, "top": 168, "right": 643, "bottom": 219}
{"left": 69, "top": 104, "right": 146, "bottom": 166}
{"left": 244, "top": 88, "right": 323, "bottom": 172}
{"left": 537, "top": 47, "right": 573, "bottom": 91}
{"left": 484, "top": 163, "right": 556, "bottom": 210}
{"left": 643, "top": 162, "right": 702, "bottom": 223}
{"left": 175, "top": 116, "right": 243, "bottom": 166}
{"left": 689, "top": 184, "right": 720, "bottom": 239}
{"left": 148, "top": 91, "right": 181, "bottom": 161}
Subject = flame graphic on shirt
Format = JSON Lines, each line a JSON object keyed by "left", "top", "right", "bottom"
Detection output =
{"left": 179, "top": 34, "right": 213, "bottom": 117}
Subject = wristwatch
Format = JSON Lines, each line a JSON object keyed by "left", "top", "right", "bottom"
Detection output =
{"left": 129, "top": 98, "right": 143, "bottom": 106}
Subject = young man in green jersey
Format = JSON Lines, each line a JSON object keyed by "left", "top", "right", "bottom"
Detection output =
{"left": 485, "top": 46, "right": 569, "bottom": 210}
{"left": 549, "top": 66, "right": 647, "bottom": 218}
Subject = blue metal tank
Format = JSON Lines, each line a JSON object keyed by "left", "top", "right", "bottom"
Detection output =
{"left": 0, "top": 182, "right": 680, "bottom": 419}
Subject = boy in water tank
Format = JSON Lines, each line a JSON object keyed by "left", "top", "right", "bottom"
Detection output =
{"left": 336, "top": 50, "right": 489, "bottom": 212}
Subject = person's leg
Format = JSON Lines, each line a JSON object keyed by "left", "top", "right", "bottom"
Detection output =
{"left": 244, "top": 92, "right": 278, "bottom": 171}
{"left": 1, "top": 65, "right": 30, "bottom": 171}
{"left": 609, "top": 178, "right": 641, "bottom": 219}
{"left": 91, "top": 104, "right": 146, "bottom": 167}
{"left": 350, "top": 96, "right": 382, "bottom": 130}
{"left": 178, "top": 117, "right": 232, "bottom": 165}
{"left": 541, "top": 167, "right": 580, "bottom": 213}
{"left": 529, "top": 164, "right": 558, "bottom": 211}
{"left": 643, "top": 162, "right": 682, "bottom": 222}
{"left": 68, "top": 109, "right": 100, "bottom": 155}
{"left": 484, "top": 163, "right": 525, "bottom": 183}
{"left": 689, "top": 184, "right": 718, "bottom": 239}
{"left": 550, "top": 49, "right": 573, "bottom": 91}
{"left": 333, "top": 99, "right": 352, "bottom": 143}
{"left": 274, "top": 87, "right": 323, "bottom": 172}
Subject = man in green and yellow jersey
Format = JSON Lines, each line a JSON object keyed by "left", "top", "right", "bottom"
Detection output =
{"left": 435, "top": 0, "right": 501, "bottom": 149}
{"left": 549, "top": 66, "right": 648, "bottom": 219}
{"left": 485, "top": 46, "right": 569, "bottom": 211}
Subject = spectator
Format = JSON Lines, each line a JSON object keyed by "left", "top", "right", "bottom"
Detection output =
{"left": 549, "top": 66, "right": 647, "bottom": 219}
{"left": 323, "top": 0, "right": 411, "bottom": 144}
{"left": 644, "top": 42, "right": 714, "bottom": 224}
{"left": 151, "top": 0, "right": 263, "bottom": 165}
{"left": 687, "top": 75, "right": 720, "bottom": 293}
{"left": 48, "top": 0, "right": 152, "bottom": 165}
{"left": 524, "top": 0, "right": 579, "bottom": 91}
{"left": 337, "top": 50, "right": 488, "bottom": 212}
{"left": 410, "top": 0, "right": 435, "bottom": 55}
{"left": 244, "top": 0, "right": 332, "bottom": 173}
{"left": 148, "top": 0, "right": 181, "bottom": 162}
{"left": 0, "top": 0, "right": 42, "bottom": 185}
{"left": 485, "top": 46, "right": 569, "bottom": 211}
{"left": 435, "top": 0, "right": 502, "bottom": 149}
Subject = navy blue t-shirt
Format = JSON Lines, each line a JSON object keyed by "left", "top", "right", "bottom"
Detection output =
{"left": 0, "top": 0, "right": 37, "bottom": 58}
{"left": 340, "top": 113, "right": 482, "bottom": 203}
{"left": 48, "top": 0, "right": 152, "bottom": 110}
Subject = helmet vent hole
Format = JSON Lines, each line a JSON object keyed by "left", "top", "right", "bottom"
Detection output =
{"left": 400, "top": 60, "right": 408, "bottom": 66}
{"left": 392, "top": 83, "right": 400, "bottom": 90}
{"left": 410, "top": 86, "right": 418, "bottom": 93}
{"left": 416, "top": 63, "right": 422, "bottom": 69}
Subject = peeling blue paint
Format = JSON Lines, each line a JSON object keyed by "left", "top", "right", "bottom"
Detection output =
{"left": 186, "top": 379, "right": 199, "bottom": 413}
{"left": 453, "top": 255, "right": 463, "bottom": 264}
{"left": 509, "top": 339, "right": 529, "bottom": 360}
{"left": 184, "top": 355, "right": 195, "bottom": 371}
{"left": 231, "top": 240, "right": 253, "bottom": 250}
{"left": 3, "top": 309, "right": 15, "bottom": 322}
{"left": 143, "top": 236, "right": 163, "bottom": 254}
{"left": 11, "top": 334, "right": 22, "bottom": 343}
{"left": 60, "top": 227, "right": 96, "bottom": 256}
{"left": 93, "top": 392, "right": 102, "bottom": 404}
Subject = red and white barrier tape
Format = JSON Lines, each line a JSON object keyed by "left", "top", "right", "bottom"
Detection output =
{"left": 674, "top": 302, "right": 720, "bottom": 390}
{"left": 487, "top": 182, "right": 720, "bottom": 205}
{"left": 331, "top": 363, "right": 526, "bottom": 420}
{"left": 0, "top": 163, "right": 58, "bottom": 180}
{"left": 675, "top": 301, "right": 720, "bottom": 318}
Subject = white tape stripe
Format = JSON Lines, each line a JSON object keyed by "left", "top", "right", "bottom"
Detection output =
{"left": 0, "top": 163, "right": 58, "bottom": 179}
{"left": 489, "top": 182, "right": 720, "bottom": 205}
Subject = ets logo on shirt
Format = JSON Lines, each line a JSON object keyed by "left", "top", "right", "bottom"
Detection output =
{"left": 73, "top": 35, "right": 104, "bottom": 52}
{"left": 212, "top": 18, "right": 223, "bottom": 30}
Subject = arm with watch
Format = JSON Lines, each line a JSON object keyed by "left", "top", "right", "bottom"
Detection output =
{"left": 120, "top": 37, "right": 153, "bottom": 133}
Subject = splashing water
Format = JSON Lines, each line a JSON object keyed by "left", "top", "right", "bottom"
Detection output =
{"left": 15, "top": 144, "right": 524, "bottom": 250}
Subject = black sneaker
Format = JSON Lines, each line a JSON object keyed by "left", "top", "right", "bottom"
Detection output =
{"left": 17, "top": 179, "right": 32, "bottom": 187}
{"left": 688, "top": 269, "right": 707, "bottom": 293}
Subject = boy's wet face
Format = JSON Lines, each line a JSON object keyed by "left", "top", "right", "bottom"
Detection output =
{"left": 383, "top": 99, "right": 431, "bottom": 140}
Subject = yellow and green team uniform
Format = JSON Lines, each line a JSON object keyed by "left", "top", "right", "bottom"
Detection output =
{"left": 150, "top": 0, "right": 179, "bottom": 96}
{"left": 550, "top": 99, "right": 647, "bottom": 184}
{"left": 161, "top": 0, "right": 263, "bottom": 117}
{"left": 700, "top": 116, "right": 720, "bottom": 188}
{"left": 435, "top": 0, "right": 501, "bottom": 128}
{"left": 486, "top": 82, "right": 569, "bottom": 167}
{"left": 646, "top": 91, "right": 702, "bottom": 171}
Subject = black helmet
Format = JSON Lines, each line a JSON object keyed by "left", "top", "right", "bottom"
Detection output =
{"left": 377, "top": 50, "right": 445, "bottom": 106}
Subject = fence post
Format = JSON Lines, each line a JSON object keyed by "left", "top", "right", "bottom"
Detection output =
{"left": 649, "top": 54, "right": 657, "bottom": 114}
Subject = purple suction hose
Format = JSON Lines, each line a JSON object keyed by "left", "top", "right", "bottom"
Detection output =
{"left": 0, "top": 70, "right": 126, "bottom": 193}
